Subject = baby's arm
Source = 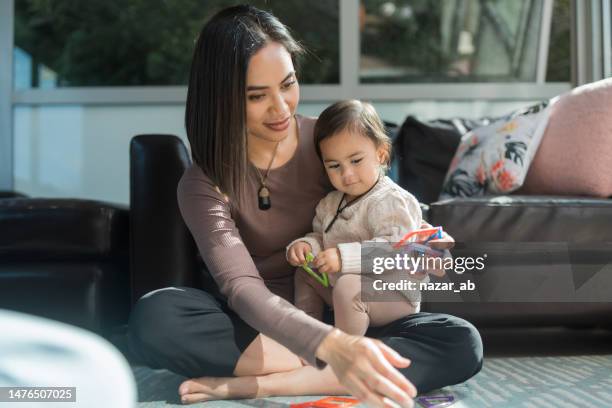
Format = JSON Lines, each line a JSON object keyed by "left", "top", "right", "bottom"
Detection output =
{"left": 285, "top": 200, "right": 326, "bottom": 264}
{"left": 337, "top": 193, "right": 423, "bottom": 274}
{"left": 291, "top": 202, "right": 329, "bottom": 323}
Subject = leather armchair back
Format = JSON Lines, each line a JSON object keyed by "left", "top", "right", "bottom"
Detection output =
{"left": 129, "top": 135, "right": 198, "bottom": 303}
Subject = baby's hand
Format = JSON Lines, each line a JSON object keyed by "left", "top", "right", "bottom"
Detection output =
{"left": 288, "top": 241, "right": 312, "bottom": 266}
{"left": 314, "top": 248, "right": 342, "bottom": 274}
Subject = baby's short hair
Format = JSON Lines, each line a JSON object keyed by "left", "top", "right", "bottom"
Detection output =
{"left": 314, "top": 100, "right": 391, "bottom": 169}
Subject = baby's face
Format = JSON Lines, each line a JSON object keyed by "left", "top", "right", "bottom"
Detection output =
{"left": 319, "top": 128, "right": 386, "bottom": 201}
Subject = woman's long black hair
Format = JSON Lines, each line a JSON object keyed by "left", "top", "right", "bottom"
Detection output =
{"left": 185, "top": 5, "right": 304, "bottom": 203}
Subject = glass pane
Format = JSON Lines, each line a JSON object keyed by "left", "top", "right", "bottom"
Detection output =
{"left": 360, "top": 0, "right": 568, "bottom": 83}
{"left": 13, "top": 0, "right": 339, "bottom": 89}
{"left": 13, "top": 104, "right": 187, "bottom": 204}
{"left": 546, "top": 0, "right": 571, "bottom": 82}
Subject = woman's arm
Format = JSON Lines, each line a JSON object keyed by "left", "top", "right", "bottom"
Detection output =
{"left": 316, "top": 329, "right": 416, "bottom": 408}
{"left": 177, "top": 168, "right": 333, "bottom": 367}
{"left": 178, "top": 169, "right": 417, "bottom": 408}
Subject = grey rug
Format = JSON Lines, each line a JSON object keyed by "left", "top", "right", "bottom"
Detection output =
{"left": 133, "top": 354, "right": 612, "bottom": 407}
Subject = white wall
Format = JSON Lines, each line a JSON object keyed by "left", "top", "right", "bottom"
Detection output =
{"left": 13, "top": 100, "right": 537, "bottom": 205}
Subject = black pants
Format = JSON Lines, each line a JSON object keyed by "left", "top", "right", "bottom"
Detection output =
{"left": 128, "top": 286, "right": 483, "bottom": 394}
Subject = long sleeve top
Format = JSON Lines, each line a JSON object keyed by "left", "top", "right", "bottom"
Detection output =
{"left": 177, "top": 115, "right": 335, "bottom": 367}
{"left": 287, "top": 175, "right": 427, "bottom": 305}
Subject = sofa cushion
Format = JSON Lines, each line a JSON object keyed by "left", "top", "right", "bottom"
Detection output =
{"left": 0, "top": 262, "right": 130, "bottom": 333}
{"left": 439, "top": 100, "right": 553, "bottom": 199}
{"left": 423, "top": 302, "right": 612, "bottom": 327}
{"left": 519, "top": 78, "right": 612, "bottom": 197}
{"left": 429, "top": 195, "right": 612, "bottom": 242}
{"left": 0, "top": 198, "right": 129, "bottom": 260}
{"left": 393, "top": 116, "right": 491, "bottom": 204}
{"left": 0, "top": 191, "right": 28, "bottom": 199}
{"left": 426, "top": 196, "right": 612, "bottom": 314}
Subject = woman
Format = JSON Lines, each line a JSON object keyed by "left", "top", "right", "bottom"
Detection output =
{"left": 127, "top": 5, "right": 483, "bottom": 407}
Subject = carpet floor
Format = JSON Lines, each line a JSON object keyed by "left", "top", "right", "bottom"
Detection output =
{"left": 133, "top": 353, "right": 612, "bottom": 407}
{"left": 128, "top": 327, "right": 612, "bottom": 408}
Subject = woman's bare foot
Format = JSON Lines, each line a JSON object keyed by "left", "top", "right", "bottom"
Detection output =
{"left": 178, "top": 376, "right": 262, "bottom": 404}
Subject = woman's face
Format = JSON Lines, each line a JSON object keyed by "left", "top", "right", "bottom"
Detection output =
{"left": 319, "top": 128, "right": 387, "bottom": 200}
{"left": 245, "top": 42, "right": 300, "bottom": 143}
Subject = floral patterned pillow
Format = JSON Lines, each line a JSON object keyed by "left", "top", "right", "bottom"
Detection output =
{"left": 439, "top": 99, "right": 555, "bottom": 199}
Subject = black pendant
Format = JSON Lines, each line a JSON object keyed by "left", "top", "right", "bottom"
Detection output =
{"left": 258, "top": 186, "right": 271, "bottom": 210}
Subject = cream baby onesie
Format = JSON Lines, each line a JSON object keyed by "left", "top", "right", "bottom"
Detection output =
{"left": 287, "top": 175, "right": 427, "bottom": 335}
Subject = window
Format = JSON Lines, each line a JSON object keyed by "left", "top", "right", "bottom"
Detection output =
{"left": 9, "top": 0, "right": 575, "bottom": 104}
{"left": 359, "top": 0, "right": 570, "bottom": 83}
{"left": 546, "top": 0, "right": 571, "bottom": 82}
{"left": 606, "top": 0, "right": 612, "bottom": 77}
{"left": 13, "top": 0, "right": 339, "bottom": 89}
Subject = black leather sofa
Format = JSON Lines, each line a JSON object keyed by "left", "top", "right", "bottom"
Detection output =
{"left": 3, "top": 117, "right": 610, "bottom": 341}
{"left": 0, "top": 194, "right": 130, "bottom": 336}
{"left": 394, "top": 116, "right": 612, "bottom": 327}
{"left": 129, "top": 130, "right": 612, "bottom": 330}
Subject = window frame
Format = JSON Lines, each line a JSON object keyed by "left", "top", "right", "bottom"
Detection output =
{"left": 2, "top": 0, "right": 610, "bottom": 190}
{"left": 573, "top": 0, "right": 612, "bottom": 84}
{"left": 8, "top": 0, "right": 576, "bottom": 106}
{"left": 601, "top": 0, "right": 612, "bottom": 77}
{"left": 1, "top": 0, "right": 14, "bottom": 190}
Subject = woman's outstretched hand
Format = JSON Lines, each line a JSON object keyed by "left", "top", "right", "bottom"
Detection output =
{"left": 316, "top": 328, "right": 416, "bottom": 408}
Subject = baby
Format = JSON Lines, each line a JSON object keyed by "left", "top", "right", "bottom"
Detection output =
{"left": 286, "top": 100, "right": 428, "bottom": 337}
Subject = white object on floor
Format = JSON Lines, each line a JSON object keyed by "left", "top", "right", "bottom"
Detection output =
{"left": 0, "top": 309, "right": 136, "bottom": 408}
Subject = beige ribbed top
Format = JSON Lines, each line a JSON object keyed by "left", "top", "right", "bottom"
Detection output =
{"left": 287, "top": 175, "right": 426, "bottom": 306}
{"left": 177, "top": 115, "right": 334, "bottom": 366}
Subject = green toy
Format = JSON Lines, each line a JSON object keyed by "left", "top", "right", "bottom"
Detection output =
{"left": 301, "top": 252, "right": 329, "bottom": 287}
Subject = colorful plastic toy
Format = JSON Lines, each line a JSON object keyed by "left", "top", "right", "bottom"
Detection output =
{"left": 417, "top": 394, "right": 456, "bottom": 408}
{"left": 301, "top": 252, "right": 329, "bottom": 287}
{"left": 393, "top": 226, "right": 444, "bottom": 250}
{"left": 290, "top": 396, "right": 360, "bottom": 408}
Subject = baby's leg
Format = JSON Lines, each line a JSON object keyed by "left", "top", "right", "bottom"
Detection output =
{"left": 333, "top": 275, "right": 419, "bottom": 335}
{"left": 332, "top": 274, "right": 370, "bottom": 336}
{"left": 294, "top": 268, "right": 333, "bottom": 321}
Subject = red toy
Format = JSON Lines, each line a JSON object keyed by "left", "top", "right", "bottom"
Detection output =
{"left": 393, "top": 226, "right": 443, "bottom": 249}
{"left": 290, "top": 396, "right": 360, "bottom": 407}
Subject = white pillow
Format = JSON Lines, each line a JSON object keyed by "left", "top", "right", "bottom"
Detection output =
{"left": 439, "top": 99, "right": 555, "bottom": 199}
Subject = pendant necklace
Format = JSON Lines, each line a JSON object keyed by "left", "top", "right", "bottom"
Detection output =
{"left": 254, "top": 140, "right": 281, "bottom": 211}
{"left": 324, "top": 175, "right": 382, "bottom": 232}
